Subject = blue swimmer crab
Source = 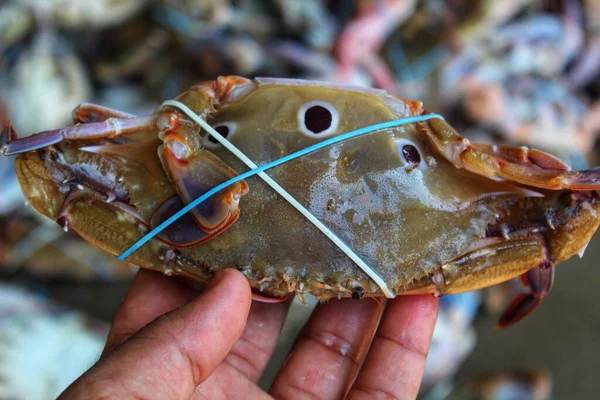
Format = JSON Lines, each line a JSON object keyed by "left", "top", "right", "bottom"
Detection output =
{"left": 2, "top": 76, "right": 600, "bottom": 327}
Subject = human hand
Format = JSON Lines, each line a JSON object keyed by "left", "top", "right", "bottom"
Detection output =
{"left": 59, "top": 268, "right": 438, "bottom": 399}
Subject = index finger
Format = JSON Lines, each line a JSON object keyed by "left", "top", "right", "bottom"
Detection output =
{"left": 347, "top": 295, "right": 438, "bottom": 400}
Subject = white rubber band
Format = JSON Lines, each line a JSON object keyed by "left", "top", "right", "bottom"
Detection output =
{"left": 162, "top": 100, "right": 395, "bottom": 299}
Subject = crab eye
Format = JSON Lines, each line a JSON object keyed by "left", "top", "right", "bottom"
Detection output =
{"left": 202, "top": 122, "right": 236, "bottom": 149}
{"left": 298, "top": 101, "right": 339, "bottom": 138}
{"left": 395, "top": 139, "right": 426, "bottom": 170}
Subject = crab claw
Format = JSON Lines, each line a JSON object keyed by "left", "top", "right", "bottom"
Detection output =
{"left": 157, "top": 99, "right": 249, "bottom": 236}
{"left": 422, "top": 118, "right": 600, "bottom": 190}
{"left": 160, "top": 142, "right": 248, "bottom": 235}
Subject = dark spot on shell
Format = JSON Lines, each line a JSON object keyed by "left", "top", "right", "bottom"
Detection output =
{"left": 352, "top": 286, "right": 365, "bottom": 300}
{"left": 305, "top": 105, "right": 332, "bottom": 134}
{"left": 402, "top": 144, "right": 421, "bottom": 164}
{"left": 208, "top": 125, "right": 230, "bottom": 143}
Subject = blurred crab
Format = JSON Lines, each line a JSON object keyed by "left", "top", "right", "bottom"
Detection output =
{"left": 449, "top": 0, "right": 535, "bottom": 47}
{"left": 16, "top": 0, "right": 148, "bottom": 30}
{"left": 446, "top": 368, "right": 552, "bottom": 400}
{"left": 0, "top": 283, "right": 108, "bottom": 400}
{"left": 3, "top": 76, "right": 600, "bottom": 327}
{"left": 273, "top": 0, "right": 337, "bottom": 50}
{"left": 0, "top": 31, "right": 91, "bottom": 136}
{"left": 439, "top": 2, "right": 594, "bottom": 162}
{"left": 0, "top": 2, "right": 32, "bottom": 53}
{"left": 335, "top": 0, "right": 417, "bottom": 92}
{"left": 156, "top": 0, "right": 276, "bottom": 39}
{"left": 568, "top": 0, "right": 600, "bottom": 87}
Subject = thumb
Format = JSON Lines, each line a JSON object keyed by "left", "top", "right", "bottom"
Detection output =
{"left": 59, "top": 269, "right": 252, "bottom": 399}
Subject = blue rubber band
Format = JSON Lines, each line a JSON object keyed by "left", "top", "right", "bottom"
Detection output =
{"left": 117, "top": 113, "right": 444, "bottom": 261}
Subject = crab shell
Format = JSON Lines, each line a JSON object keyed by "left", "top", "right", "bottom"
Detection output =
{"left": 4, "top": 76, "right": 600, "bottom": 326}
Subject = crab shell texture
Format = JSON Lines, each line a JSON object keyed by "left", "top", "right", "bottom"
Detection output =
{"left": 6, "top": 77, "right": 600, "bottom": 313}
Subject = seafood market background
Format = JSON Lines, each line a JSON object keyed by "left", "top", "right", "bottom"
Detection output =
{"left": 0, "top": 0, "right": 598, "bottom": 398}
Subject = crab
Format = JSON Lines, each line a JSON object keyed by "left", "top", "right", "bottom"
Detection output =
{"left": 2, "top": 76, "right": 600, "bottom": 327}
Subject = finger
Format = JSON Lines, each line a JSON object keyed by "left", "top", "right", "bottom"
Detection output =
{"left": 224, "top": 300, "right": 290, "bottom": 382}
{"left": 188, "top": 300, "right": 291, "bottom": 398}
{"left": 59, "top": 269, "right": 252, "bottom": 400}
{"left": 103, "top": 269, "right": 201, "bottom": 356}
{"left": 347, "top": 295, "right": 439, "bottom": 400}
{"left": 270, "top": 298, "right": 386, "bottom": 400}
{"left": 191, "top": 362, "right": 273, "bottom": 400}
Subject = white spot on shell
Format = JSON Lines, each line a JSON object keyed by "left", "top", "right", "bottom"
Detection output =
{"left": 395, "top": 138, "right": 427, "bottom": 170}
{"left": 202, "top": 122, "right": 237, "bottom": 149}
{"left": 297, "top": 101, "right": 339, "bottom": 138}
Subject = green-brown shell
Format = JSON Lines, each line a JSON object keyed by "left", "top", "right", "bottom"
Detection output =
{"left": 11, "top": 77, "right": 600, "bottom": 300}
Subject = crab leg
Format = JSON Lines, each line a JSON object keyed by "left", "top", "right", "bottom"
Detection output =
{"left": 498, "top": 265, "right": 555, "bottom": 328}
{"left": 2, "top": 115, "right": 157, "bottom": 155}
{"left": 422, "top": 118, "right": 600, "bottom": 190}
{"left": 72, "top": 102, "right": 136, "bottom": 123}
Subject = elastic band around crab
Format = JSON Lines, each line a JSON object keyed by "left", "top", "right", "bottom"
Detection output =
{"left": 118, "top": 99, "right": 444, "bottom": 299}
